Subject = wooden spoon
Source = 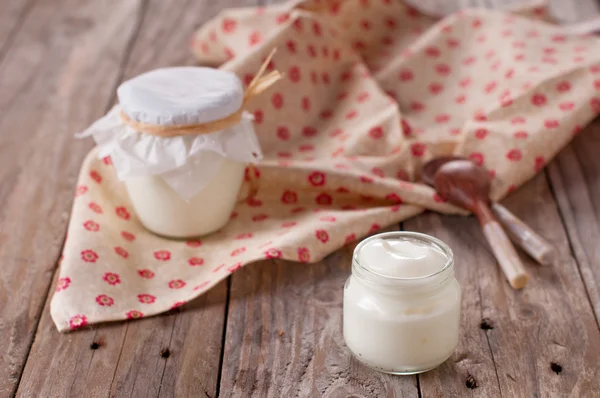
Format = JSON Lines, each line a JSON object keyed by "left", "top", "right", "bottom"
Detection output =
{"left": 434, "top": 160, "right": 529, "bottom": 289}
{"left": 422, "top": 156, "right": 556, "bottom": 266}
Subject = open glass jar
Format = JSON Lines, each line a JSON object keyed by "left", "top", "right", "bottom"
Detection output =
{"left": 343, "top": 232, "right": 461, "bottom": 375}
{"left": 78, "top": 65, "right": 271, "bottom": 238}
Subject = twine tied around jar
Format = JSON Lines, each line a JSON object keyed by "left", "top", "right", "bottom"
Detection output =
{"left": 118, "top": 48, "right": 282, "bottom": 137}
{"left": 119, "top": 48, "right": 282, "bottom": 202}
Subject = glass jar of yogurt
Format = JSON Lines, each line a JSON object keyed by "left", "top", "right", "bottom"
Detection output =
{"left": 78, "top": 61, "right": 278, "bottom": 238}
{"left": 343, "top": 232, "right": 461, "bottom": 375}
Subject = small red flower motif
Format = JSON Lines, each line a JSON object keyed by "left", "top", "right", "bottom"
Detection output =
{"left": 272, "top": 93, "right": 284, "bottom": 109}
{"left": 261, "top": 247, "right": 282, "bottom": 260}
{"left": 286, "top": 40, "right": 297, "bottom": 53}
{"left": 345, "top": 110, "right": 358, "bottom": 120}
{"left": 56, "top": 277, "right": 71, "bottom": 292}
{"left": 222, "top": 17, "right": 237, "bottom": 33}
{"left": 69, "top": 315, "right": 88, "bottom": 330}
{"left": 75, "top": 185, "right": 88, "bottom": 197}
{"left": 297, "top": 247, "right": 310, "bottom": 263}
{"left": 345, "top": 234, "right": 356, "bottom": 244}
{"left": 88, "top": 202, "right": 103, "bottom": 214}
{"left": 102, "top": 156, "right": 112, "bottom": 165}
{"left": 469, "top": 152, "right": 484, "bottom": 166}
{"left": 475, "top": 128, "right": 488, "bottom": 139}
{"left": 115, "top": 206, "right": 130, "bottom": 220}
{"left": 474, "top": 112, "right": 487, "bottom": 122}
{"left": 126, "top": 310, "right": 144, "bottom": 319}
{"left": 386, "top": 193, "right": 403, "bottom": 204}
{"left": 186, "top": 240, "right": 202, "bottom": 247}
{"left": 371, "top": 168, "right": 384, "bottom": 178}
{"left": 252, "top": 214, "right": 269, "bottom": 222}
{"left": 369, "top": 224, "right": 381, "bottom": 234}
{"left": 357, "top": 92, "right": 370, "bottom": 103}
{"left": 319, "top": 216, "right": 337, "bottom": 222}
{"left": 411, "top": 143, "right": 426, "bottom": 157}
{"left": 253, "top": 109, "right": 263, "bottom": 124}
{"left": 231, "top": 247, "right": 246, "bottom": 257}
{"left": 83, "top": 220, "right": 99, "bottom": 232}
{"left": 590, "top": 97, "right": 600, "bottom": 113}
{"left": 276, "top": 12, "right": 290, "bottom": 24}
{"left": 249, "top": 31, "right": 261, "bottom": 46}
{"left": 168, "top": 279, "right": 186, "bottom": 289}
{"left": 484, "top": 81, "right": 497, "bottom": 93}
{"left": 556, "top": 81, "right": 571, "bottom": 92}
{"left": 302, "top": 126, "right": 317, "bottom": 137}
{"left": 138, "top": 294, "right": 156, "bottom": 304}
{"left": 81, "top": 249, "right": 98, "bottom": 263}
{"left": 459, "top": 77, "right": 471, "bottom": 87}
{"left": 322, "top": 71, "right": 330, "bottom": 84}
{"left": 154, "top": 250, "right": 171, "bottom": 261}
{"left": 90, "top": 170, "right": 102, "bottom": 183}
{"left": 246, "top": 197, "right": 262, "bottom": 207}
{"left": 534, "top": 156, "right": 545, "bottom": 172}
{"left": 462, "top": 56, "right": 476, "bottom": 66}
{"left": 506, "top": 149, "right": 522, "bottom": 161}
{"left": 171, "top": 301, "right": 186, "bottom": 309}
{"left": 103, "top": 272, "right": 121, "bottom": 286}
{"left": 301, "top": 96, "right": 311, "bottom": 111}
{"left": 314, "top": 229, "right": 330, "bottom": 244}
{"left": 435, "top": 114, "right": 450, "bottom": 124}
{"left": 368, "top": 126, "right": 384, "bottom": 139}
{"left": 401, "top": 119, "right": 412, "bottom": 136}
{"left": 114, "top": 246, "right": 128, "bottom": 259}
{"left": 433, "top": 193, "right": 447, "bottom": 203}
{"left": 96, "top": 294, "right": 114, "bottom": 307}
{"left": 137, "top": 269, "right": 155, "bottom": 278}
{"left": 410, "top": 101, "right": 424, "bottom": 112}
{"left": 308, "top": 171, "right": 325, "bottom": 186}
{"left": 425, "top": 46, "right": 440, "bottom": 57}
{"left": 435, "top": 64, "right": 451, "bottom": 75}
{"left": 514, "top": 131, "right": 528, "bottom": 139}
{"left": 360, "top": 175, "right": 374, "bottom": 184}
{"left": 281, "top": 190, "right": 298, "bottom": 204}
{"left": 121, "top": 231, "right": 135, "bottom": 242}
{"left": 316, "top": 193, "right": 332, "bottom": 205}
{"left": 286, "top": 66, "right": 301, "bottom": 83}
{"left": 511, "top": 116, "right": 526, "bottom": 124}
{"left": 429, "top": 82, "right": 444, "bottom": 94}
{"left": 531, "top": 93, "right": 547, "bottom": 107}
{"left": 447, "top": 38, "right": 460, "bottom": 48}
{"left": 399, "top": 68, "right": 413, "bottom": 81}
{"left": 544, "top": 119, "right": 559, "bottom": 129}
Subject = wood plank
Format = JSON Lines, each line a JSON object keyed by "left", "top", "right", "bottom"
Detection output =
{"left": 220, "top": 250, "right": 420, "bottom": 397}
{"left": 0, "top": 0, "right": 141, "bottom": 395}
{"left": 547, "top": 120, "right": 600, "bottom": 325}
{"left": 0, "top": 0, "right": 37, "bottom": 60}
{"left": 15, "top": 1, "right": 260, "bottom": 397}
{"left": 409, "top": 173, "right": 600, "bottom": 397}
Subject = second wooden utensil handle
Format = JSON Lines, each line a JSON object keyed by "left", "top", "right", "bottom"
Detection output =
{"left": 491, "top": 203, "right": 557, "bottom": 266}
{"left": 482, "top": 220, "right": 530, "bottom": 290}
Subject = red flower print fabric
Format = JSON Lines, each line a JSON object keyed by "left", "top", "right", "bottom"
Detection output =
{"left": 52, "top": 0, "right": 600, "bottom": 332}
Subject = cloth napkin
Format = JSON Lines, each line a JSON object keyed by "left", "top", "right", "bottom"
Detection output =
{"left": 52, "top": 0, "right": 600, "bottom": 331}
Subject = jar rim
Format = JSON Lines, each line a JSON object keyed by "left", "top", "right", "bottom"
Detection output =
{"left": 352, "top": 231, "right": 454, "bottom": 285}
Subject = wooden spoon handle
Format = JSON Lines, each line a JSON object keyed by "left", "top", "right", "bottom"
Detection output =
{"left": 491, "top": 203, "right": 557, "bottom": 266}
{"left": 476, "top": 203, "right": 529, "bottom": 289}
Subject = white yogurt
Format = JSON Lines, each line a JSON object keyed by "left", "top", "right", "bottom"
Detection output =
{"left": 343, "top": 232, "right": 461, "bottom": 374}
{"left": 124, "top": 151, "right": 245, "bottom": 238}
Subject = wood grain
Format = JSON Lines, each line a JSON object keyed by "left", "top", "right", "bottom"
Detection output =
{"left": 547, "top": 120, "right": 600, "bottom": 325}
{"left": 0, "top": 0, "right": 140, "bottom": 395}
{"left": 10, "top": 0, "right": 258, "bottom": 397}
{"left": 219, "top": 249, "right": 420, "bottom": 397}
{"left": 409, "top": 173, "right": 600, "bottom": 397}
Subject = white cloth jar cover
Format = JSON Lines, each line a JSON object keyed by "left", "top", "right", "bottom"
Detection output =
{"left": 77, "top": 67, "right": 263, "bottom": 200}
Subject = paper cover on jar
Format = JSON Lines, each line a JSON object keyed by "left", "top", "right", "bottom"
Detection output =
{"left": 76, "top": 67, "right": 263, "bottom": 200}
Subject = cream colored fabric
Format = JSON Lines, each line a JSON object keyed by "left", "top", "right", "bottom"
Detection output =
{"left": 52, "top": 0, "right": 600, "bottom": 331}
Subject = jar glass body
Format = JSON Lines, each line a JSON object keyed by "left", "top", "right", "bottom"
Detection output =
{"left": 343, "top": 232, "right": 461, "bottom": 375}
{"left": 125, "top": 152, "right": 245, "bottom": 239}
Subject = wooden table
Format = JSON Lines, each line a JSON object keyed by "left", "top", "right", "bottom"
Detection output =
{"left": 1, "top": 0, "right": 600, "bottom": 397}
